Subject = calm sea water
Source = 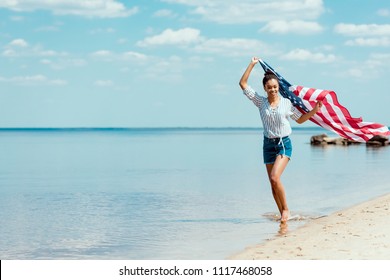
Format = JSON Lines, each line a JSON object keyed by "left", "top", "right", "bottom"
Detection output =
{"left": 0, "top": 127, "right": 389, "bottom": 260}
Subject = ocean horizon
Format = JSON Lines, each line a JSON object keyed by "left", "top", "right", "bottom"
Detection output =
{"left": 1, "top": 127, "right": 389, "bottom": 259}
{"left": 0, "top": 126, "right": 326, "bottom": 130}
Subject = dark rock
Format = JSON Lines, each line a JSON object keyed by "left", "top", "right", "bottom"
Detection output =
{"left": 367, "top": 135, "right": 389, "bottom": 146}
{"left": 310, "top": 134, "right": 361, "bottom": 145}
{"left": 310, "top": 134, "right": 328, "bottom": 145}
{"left": 340, "top": 138, "right": 360, "bottom": 145}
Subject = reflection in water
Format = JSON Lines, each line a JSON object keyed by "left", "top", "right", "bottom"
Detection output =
{"left": 263, "top": 212, "right": 325, "bottom": 222}
{"left": 263, "top": 212, "right": 327, "bottom": 238}
{"left": 278, "top": 223, "right": 289, "bottom": 235}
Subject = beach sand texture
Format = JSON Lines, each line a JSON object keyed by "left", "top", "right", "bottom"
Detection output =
{"left": 230, "top": 193, "right": 390, "bottom": 260}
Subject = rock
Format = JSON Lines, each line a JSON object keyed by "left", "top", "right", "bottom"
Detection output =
{"left": 310, "top": 134, "right": 360, "bottom": 145}
{"left": 311, "top": 134, "right": 389, "bottom": 146}
{"left": 310, "top": 134, "right": 328, "bottom": 145}
{"left": 322, "top": 136, "right": 339, "bottom": 144}
{"left": 340, "top": 138, "right": 360, "bottom": 145}
{"left": 367, "top": 135, "right": 390, "bottom": 146}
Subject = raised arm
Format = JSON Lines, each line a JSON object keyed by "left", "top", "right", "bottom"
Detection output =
{"left": 296, "top": 101, "right": 323, "bottom": 124}
{"left": 239, "top": 57, "right": 259, "bottom": 90}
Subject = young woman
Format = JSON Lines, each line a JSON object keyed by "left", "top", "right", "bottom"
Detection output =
{"left": 239, "top": 57, "right": 322, "bottom": 223}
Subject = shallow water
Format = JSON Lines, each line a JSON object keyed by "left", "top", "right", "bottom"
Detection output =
{"left": 0, "top": 128, "right": 389, "bottom": 259}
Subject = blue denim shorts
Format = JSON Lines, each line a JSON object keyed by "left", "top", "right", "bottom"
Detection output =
{"left": 263, "top": 136, "right": 292, "bottom": 164}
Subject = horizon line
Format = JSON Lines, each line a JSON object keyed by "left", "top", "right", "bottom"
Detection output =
{"left": 0, "top": 126, "right": 328, "bottom": 130}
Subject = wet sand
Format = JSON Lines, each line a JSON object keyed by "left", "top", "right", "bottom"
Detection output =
{"left": 230, "top": 193, "right": 390, "bottom": 259}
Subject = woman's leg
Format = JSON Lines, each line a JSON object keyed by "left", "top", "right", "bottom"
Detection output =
{"left": 266, "top": 155, "right": 290, "bottom": 223}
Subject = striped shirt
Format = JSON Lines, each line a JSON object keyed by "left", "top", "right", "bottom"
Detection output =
{"left": 243, "top": 85, "right": 302, "bottom": 138}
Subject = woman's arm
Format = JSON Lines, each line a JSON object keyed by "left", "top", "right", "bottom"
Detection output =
{"left": 239, "top": 57, "right": 259, "bottom": 90}
{"left": 296, "top": 101, "right": 323, "bottom": 124}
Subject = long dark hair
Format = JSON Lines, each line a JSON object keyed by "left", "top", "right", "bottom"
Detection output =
{"left": 262, "top": 70, "right": 278, "bottom": 87}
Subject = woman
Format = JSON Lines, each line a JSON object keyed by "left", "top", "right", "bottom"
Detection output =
{"left": 239, "top": 57, "right": 322, "bottom": 223}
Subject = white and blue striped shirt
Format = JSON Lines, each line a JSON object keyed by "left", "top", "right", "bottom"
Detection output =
{"left": 243, "top": 86, "right": 302, "bottom": 138}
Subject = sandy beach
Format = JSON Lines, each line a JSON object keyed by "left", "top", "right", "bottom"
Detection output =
{"left": 230, "top": 193, "right": 390, "bottom": 260}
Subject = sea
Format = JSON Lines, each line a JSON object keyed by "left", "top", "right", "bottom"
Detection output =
{"left": 0, "top": 127, "right": 389, "bottom": 260}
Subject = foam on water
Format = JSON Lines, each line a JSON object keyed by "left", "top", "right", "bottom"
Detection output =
{"left": 263, "top": 212, "right": 328, "bottom": 222}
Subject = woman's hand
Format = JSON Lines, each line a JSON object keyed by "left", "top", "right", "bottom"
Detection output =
{"left": 313, "top": 101, "right": 323, "bottom": 113}
{"left": 251, "top": 57, "right": 260, "bottom": 65}
{"left": 296, "top": 101, "right": 323, "bottom": 124}
{"left": 239, "top": 56, "right": 260, "bottom": 90}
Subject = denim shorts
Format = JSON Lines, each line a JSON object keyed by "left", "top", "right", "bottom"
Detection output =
{"left": 263, "top": 136, "right": 292, "bottom": 164}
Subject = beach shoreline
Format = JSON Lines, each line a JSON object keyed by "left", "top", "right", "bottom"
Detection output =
{"left": 229, "top": 193, "right": 390, "bottom": 260}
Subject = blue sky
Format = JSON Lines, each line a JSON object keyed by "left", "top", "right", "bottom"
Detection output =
{"left": 0, "top": 0, "right": 389, "bottom": 128}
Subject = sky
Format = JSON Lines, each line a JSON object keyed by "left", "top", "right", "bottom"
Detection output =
{"left": 0, "top": 0, "right": 389, "bottom": 128}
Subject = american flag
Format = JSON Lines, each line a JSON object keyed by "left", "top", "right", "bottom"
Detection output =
{"left": 258, "top": 59, "right": 390, "bottom": 142}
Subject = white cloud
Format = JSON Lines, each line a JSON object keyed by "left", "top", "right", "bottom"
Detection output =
{"left": 334, "top": 23, "right": 390, "bottom": 47}
{"left": 136, "top": 28, "right": 278, "bottom": 58}
{"left": 94, "top": 80, "right": 113, "bottom": 87}
{"left": 369, "top": 53, "right": 390, "bottom": 61}
{"left": 260, "top": 20, "right": 323, "bottom": 35}
{"left": 367, "top": 53, "right": 390, "bottom": 68}
{"left": 194, "top": 38, "right": 277, "bottom": 57}
{"left": 346, "top": 68, "right": 364, "bottom": 78}
{"left": 117, "top": 38, "right": 128, "bottom": 44}
{"left": 0, "top": 0, "right": 138, "bottom": 18}
{"left": 38, "top": 50, "right": 63, "bottom": 56}
{"left": 9, "top": 38, "right": 28, "bottom": 47}
{"left": 49, "top": 79, "right": 68, "bottom": 86}
{"left": 377, "top": 9, "right": 390, "bottom": 17}
{"left": 40, "top": 59, "right": 52, "bottom": 65}
{"left": 334, "top": 23, "right": 390, "bottom": 37}
{"left": 91, "top": 50, "right": 113, "bottom": 57}
{"left": 212, "top": 83, "right": 231, "bottom": 95}
{"left": 2, "top": 49, "right": 16, "bottom": 57}
{"left": 89, "top": 50, "right": 150, "bottom": 65}
{"left": 144, "top": 55, "right": 185, "bottom": 82}
{"left": 318, "top": 45, "right": 335, "bottom": 52}
{"left": 153, "top": 9, "right": 177, "bottom": 18}
{"left": 35, "top": 25, "right": 60, "bottom": 32}
{"left": 40, "top": 58, "right": 87, "bottom": 70}
{"left": 89, "top": 28, "right": 116, "bottom": 35}
{"left": 137, "top": 28, "right": 203, "bottom": 47}
{"left": 2, "top": 39, "right": 68, "bottom": 58}
{"left": 345, "top": 37, "right": 390, "bottom": 47}
{"left": 10, "top": 15, "right": 24, "bottom": 21}
{"left": 123, "top": 51, "right": 148, "bottom": 61}
{"left": 344, "top": 53, "right": 390, "bottom": 80}
{"left": 282, "top": 49, "right": 336, "bottom": 63}
{"left": 0, "top": 74, "right": 67, "bottom": 86}
{"left": 162, "top": 0, "right": 324, "bottom": 24}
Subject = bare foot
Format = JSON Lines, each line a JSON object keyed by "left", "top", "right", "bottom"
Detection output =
{"left": 278, "top": 223, "right": 288, "bottom": 235}
{"left": 280, "top": 210, "right": 290, "bottom": 223}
